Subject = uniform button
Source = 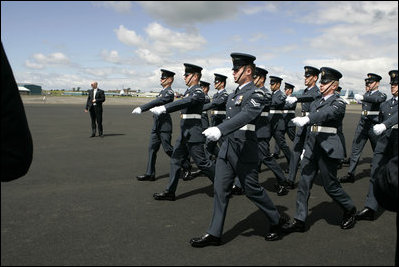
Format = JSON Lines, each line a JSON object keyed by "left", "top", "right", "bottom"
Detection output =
{"left": 229, "top": 107, "right": 232, "bottom": 110}
{"left": 227, "top": 117, "right": 230, "bottom": 119}
{"left": 232, "top": 99, "right": 234, "bottom": 101}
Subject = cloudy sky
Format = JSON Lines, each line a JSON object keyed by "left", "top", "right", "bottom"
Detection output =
{"left": 1, "top": 1, "right": 398, "bottom": 95}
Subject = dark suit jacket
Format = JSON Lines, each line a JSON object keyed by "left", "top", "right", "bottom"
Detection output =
{"left": 85, "top": 89, "right": 106, "bottom": 111}
{"left": 1, "top": 42, "right": 33, "bottom": 181}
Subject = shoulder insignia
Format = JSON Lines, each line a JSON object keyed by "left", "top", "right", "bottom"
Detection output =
{"left": 254, "top": 89, "right": 265, "bottom": 95}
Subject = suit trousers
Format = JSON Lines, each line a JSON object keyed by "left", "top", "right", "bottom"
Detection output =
{"left": 89, "top": 106, "right": 103, "bottom": 134}
{"left": 145, "top": 131, "right": 173, "bottom": 176}
{"left": 271, "top": 129, "right": 291, "bottom": 163}
{"left": 295, "top": 144, "right": 355, "bottom": 222}
{"left": 207, "top": 147, "right": 280, "bottom": 238}
{"left": 348, "top": 122, "right": 378, "bottom": 175}
{"left": 166, "top": 137, "right": 215, "bottom": 193}
{"left": 274, "top": 126, "right": 295, "bottom": 155}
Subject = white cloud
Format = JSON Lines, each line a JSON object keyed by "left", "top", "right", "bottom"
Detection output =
{"left": 25, "top": 52, "right": 70, "bottom": 69}
{"left": 91, "top": 1, "right": 132, "bottom": 14}
{"left": 138, "top": 1, "right": 242, "bottom": 26}
{"left": 114, "top": 25, "right": 146, "bottom": 47}
{"left": 243, "top": 2, "right": 278, "bottom": 15}
{"left": 101, "top": 49, "right": 121, "bottom": 64}
{"left": 135, "top": 48, "right": 163, "bottom": 65}
{"left": 25, "top": 60, "right": 44, "bottom": 69}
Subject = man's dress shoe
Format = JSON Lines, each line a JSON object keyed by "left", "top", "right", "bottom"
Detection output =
{"left": 265, "top": 216, "right": 288, "bottom": 241}
{"left": 341, "top": 207, "right": 357, "bottom": 229}
{"left": 277, "top": 185, "right": 289, "bottom": 196}
{"left": 136, "top": 174, "right": 155, "bottom": 181}
{"left": 153, "top": 191, "right": 175, "bottom": 201}
{"left": 355, "top": 207, "right": 375, "bottom": 221}
{"left": 282, "top": 219, "right": 306, "bottom": 233}
{"left": 90, "top": 134, "right": 95, "bottom": 137}
{"left": 231, "top": 185, "right": 244, "bottom": 195}
{"left": 190, "top": 233, "right": 221, "bottom": 247}
{"left": 182, "top": 169, "right": 193, "bottom": 181}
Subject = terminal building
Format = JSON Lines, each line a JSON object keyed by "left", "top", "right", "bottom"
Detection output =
{"left": 17, "top": 83, "right": 42, "bottom": 95}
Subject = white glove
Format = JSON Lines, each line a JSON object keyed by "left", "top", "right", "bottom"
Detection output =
{"left": 300, "top": 149, "right": 305, "bottom": 160}
{"left": 292, "top": 116, "right": 310, "bottom": 127}
{"left": 202, "top": 127, "right": 222, "bottom": 141}
{"left": 373, "top": 123, "right": 387, "bottom": 135}
{"left": 132, "top": 107, "right": 142, "bottom": 114}
{"left": 286, "top": 96, "right": 298, "bottom": 104}
{"left": 354, "top": 94, "right": 364, "bottom": 101}
{"left": 150, "top": 105, "right": 166, "bottom": 115}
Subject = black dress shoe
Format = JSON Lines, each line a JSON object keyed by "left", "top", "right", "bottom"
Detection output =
{"left": 339, "top": 173, "right": 355, "bottom": 183}
{"left": 90, "top": 133, "right": 95, "bottom": 137}
{"left": 341, "top": 207, "right": 357, "bottom": 229}
{"left": 190, "top": 233, "right": 221, "bottom": 247}
{"left": 231, "top": 185, "right": 244, "bottom": 195}
{"left": 277, "top": 185, "right": 289, "bottom": 196}
{"left": 272, "top": 153, "right": 280, "bottom": 159}
{"left": 265, "top": 216, "right": 289, "bottom": 241}
{"left": 182, "top": 169, "right": 193, "bottom": 181}
{"left": 136, "top": 174, "right": 155, "bottom": 181}
{"left": 153, "top": 191, "right": 175, "bottom": 201}
{"left": 342, "top": 158, "right": 350, "bottom": 165}
{"left": 355, "top": 207, "right": 375, "bottom": 221}
{"left": 282, "top": 219, "right": 306, "bottom": 233}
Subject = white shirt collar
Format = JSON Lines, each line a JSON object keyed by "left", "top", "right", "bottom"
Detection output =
{"left": 323, "top": 93, "right": 334, "bottom": 101}
{"left": 239, "top": 81, "right": 251, "bottom": 90}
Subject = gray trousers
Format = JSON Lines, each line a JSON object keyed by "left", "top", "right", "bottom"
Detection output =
{"left": 295, "top": 144, "right": 355, "bottom": 222}
{"left": 348, "top": 122, "right": 378, "bottom": 175}
{"left": 166, "top": 138, "right": 215, "bottom": 194}
{"left": 258, "top": 138, "right": 287, "bottom": 185}
{"left": 287, "top": 126, "right": 307, "bottom": 183}
{"left": 207, "top": 148, "right": 280, "bottom": 238}
{"left": 145, "top": 131, "right": 173, "bottom": 176}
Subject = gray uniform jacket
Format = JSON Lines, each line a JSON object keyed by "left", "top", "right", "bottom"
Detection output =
{"left": 379, "top": 98, "right": 398, "bottom": 137}
{"left": 295, "top": 85, "right": 321, "bottom": 136}
{"left": 201, "top": 94, "right": 211, "bottom": 129}
{"left": 303, "top": 94, "right": 346, "bottom": 160}
{"left": 270, "top": 90, "right": 287, "bottom": 131}
{"left": 203, "top": 89, "right": 229, "bottom": 126}
{"left": 255, "top": 86, "right": 272, "bottom": 139}
{"left": 283, "top": 100, "right": 297, "bottom": 128}
{"left": 359, "top": 90, "right": 387, "bottom": 124}
{"left": 140, "top": 87, "right": 174, "bottom": 132}
{"left": 165, "top": 84, "right": 206, "bottom": 143}
{"left": 217, "top": 82, "right": 266, "bottom": 163}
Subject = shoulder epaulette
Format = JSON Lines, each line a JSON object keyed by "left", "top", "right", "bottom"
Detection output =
{"left": 254, "top": 89, "right": 265, "bottom": 95}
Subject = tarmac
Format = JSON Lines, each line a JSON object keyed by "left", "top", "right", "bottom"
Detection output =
{"left": 1, "top": 97, "right": 397, "bottom": 266}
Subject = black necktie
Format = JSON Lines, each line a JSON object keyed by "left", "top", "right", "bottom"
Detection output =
{"left": 320, "top": 98, "right": 325, "bottom": 105}
{"left": 393, "top": 98, "right": 397, "bottom": 105}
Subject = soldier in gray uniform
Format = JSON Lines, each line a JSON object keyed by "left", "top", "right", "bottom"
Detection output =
{"left": 339, "top": 73, "right": 387, "bottom": 183}
{"left": 190, "top": 53, "right": 287, "bottom": 248}
{"left": 253, "top": 67, "right": 289, "bottom": 196}
{"left": 203, "top": 74, "right": 229, "bottom": 158}
{"left": 133, "top": 69, "right": 176, "bottom": 181}
{"left": 284, "top": 66, "right": 321, "bottom": 188}
{"left": 282, "top": 67, "right": 357, "bottom": 234}
{"left": 200, "top": 80, "right": 211, "bottom": 130}
{"left": 150, "top": 63, "right": 215, "bottom": 201}
{"left": 356, "top": 70, "right": 398, "bottom": 221}
{"left": 269, "top": 76, "right": 292, "bottom": 169}
{"left": 274, "top": 82, "right": 297, "bottom": 164}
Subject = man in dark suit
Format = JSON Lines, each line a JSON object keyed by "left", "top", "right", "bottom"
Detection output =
{"left": 85, "top": 82, "right": 105, "bottom": 137}
{"left": 283, "top": 67, "right": 357, "bottom": 234}
{"left": 1, "top": 42, "right": 33, "bottom": 182}
{"left": 190, "top": 53, "right": 287, "bottom": 248}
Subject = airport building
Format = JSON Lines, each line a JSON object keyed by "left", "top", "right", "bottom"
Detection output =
{"left": 17, "top": 83, "right": 42, "bottom": 95}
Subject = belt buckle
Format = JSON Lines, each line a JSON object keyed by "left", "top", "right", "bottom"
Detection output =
{"left": 362, "top": 110, "right": 367, "bottom": 116}
{"left": 180, "top": 114, "right": 183, "bottom": 119}
{"left": 302, "top": 111, "right": 306, "bottom": 116}
{"left": 311, "top": 125, "right": 318, "bottom": 132}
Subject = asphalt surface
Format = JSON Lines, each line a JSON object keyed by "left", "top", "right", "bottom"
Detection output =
{"left": 1, "top": 102, "right": 397, "bottom": 266}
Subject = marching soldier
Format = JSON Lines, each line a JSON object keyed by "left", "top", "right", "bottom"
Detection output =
{"left": 200, "top": 80, "right": 211, "bottom": 130}
{"left": 356, "top": 70, "right": 398, "bottom": 221}
{"left": 253, "top": 66, "right": 289, "bottom": 196}
{"left": 150, "top": 63, "right": 215, "bottom": 201}
{"left": 203, "top": 74, "right": 229, "bottom": 158}
{"left": 284, "top": 66, "right": 321, "bottom": 188}
{"left": 269, "top": 76, "right": 292, "bottom": 168}
{"left": 274, "top": 82, "right": 297, "bottom": 162}
{"left": 339, "top": 73, "right": 387, "bottom": 183}
{"left": 282, "top": 67, "right": 357, "bottom": 234}
{"left": 190, "top": 53, "right": 287, "bottom": 248}
{"left": 133, "top": 69, "right": 190, "bottom": 181}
